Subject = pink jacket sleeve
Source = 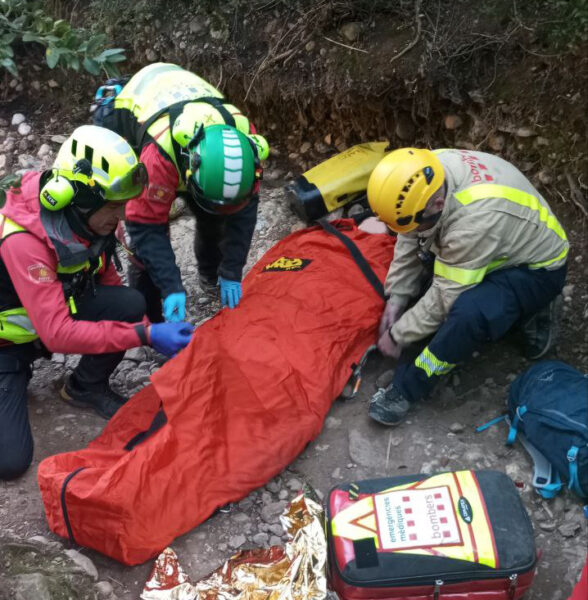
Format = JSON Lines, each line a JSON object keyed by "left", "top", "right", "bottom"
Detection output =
{"left": 125, "top": 143, "right": 179, "bottom": 225}
{"left": 1, "top": 232, "right": 146, "bottom": 354}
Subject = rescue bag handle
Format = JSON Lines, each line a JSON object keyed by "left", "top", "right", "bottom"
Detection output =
{"left": 317, "top": 219, "right": 387, "bottom": 301}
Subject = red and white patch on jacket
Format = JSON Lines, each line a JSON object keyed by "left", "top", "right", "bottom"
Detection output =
{"left": 27, "top": 263, "right": 57, "bottom": 283}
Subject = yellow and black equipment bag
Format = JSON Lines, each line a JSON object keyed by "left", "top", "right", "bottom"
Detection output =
{"left": 327, "top": 470, "right": 537, "bottom": 599}
{"left": 287, "top": 142, "right": 391, "bottom": 222}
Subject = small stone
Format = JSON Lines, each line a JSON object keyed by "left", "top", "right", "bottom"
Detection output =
{"left": 300, "top": 141, "right": 311, "bottom": 154}
{"left": 269, "top": 535, "right": 282, "bottom": 546}
{"left": 444, "top": 115, "right": 463, "bottom": 130}
{"left": 515, "top": 127, "right": 536, "bottom": 138}
{"left": 260, "top": 500, "right": 287, "bottom": 524}
{"left": 52, "top": 353, "right": 66, "bottom": 364}
{"left": 325, "top": 416, "right": 341, "bottom": 429}
{"left": 17, "top": 154, "right": 38, "bottom": 169}
{"left": 189, "top": 18, "right": 204, "bottom": 34}
{"left": 278, "top": 489, "right": 288, "bottom": 500}
{"left": 538, "top": 521, "right": 557, "bottom": 532}
{"left": 449, "top": 422, "right": 465, "bottom": 433}
{"left": 232, "top": 512, "right": 250, "bottom": 524}
{"left": 332, "top": 467, "right": 341, "bottom": 479}
{"left": 252, "top": 532, "right": 269, "bottom": 546}
{"left": 95, "top": 581, "right": 114, "bottom": 598}
{"left": 13, "top": 573, "right": 52, "bottom": 600}
{"left": 488, "top": 134, "right": 505, "bottom": 152}
{"left": 37, "top": 143, "right": 51, "bottom": 158}
{"left": 11, "top": 113, "right": 26, "bottom": 126}
{"left": 18, "top": 123, "right": 31, "bottom": 136}
{"left": 64, "top": 548, "right": 98, "bottom": 580}
{"left": 375, "top": 369, "right": 395, "bottom": 389}
{"left": 558, "top": 521, "right": 581, "bottom": 538}
{"left": 0, "top": 154, "right": 7, "bottom": 170}
{"left": 286, "top": 478, "right": 302, "bottom": 491}
{"left": 305, "top": 40, "right": 316, "bottom": 52}
{"left": 145, "top": 49, "right": 158, "bottom": 62}
{"left": 537, "top": 170, "right": 552, "bottom": 185}
{"left": 268, "top": 523, "right": 283, "bottom": 536}
{"left": 47, "top": 79, "right": 59, "bottom": 88}
{"left": 229, "top": 534, "right": 247, "bottom": 548}
{"left": 50, "top": 135, "right": 67, "bottom": 144}
{"left": 340, "top": 22, "right": 362, "bottom": 43}
{"left": 562, "top": 284, "right": 574, "bottom": 299}
{"left": 266, "top": 480, "right": 281, "bottom": 494}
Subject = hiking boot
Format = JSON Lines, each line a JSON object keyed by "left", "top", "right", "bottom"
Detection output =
{"left": 369, "top": 383, "right": 410, "bottom": 426}
{"left": 60, "top": 377, "right": 127, "bottom": 420}
{"left": 522, "top": 295, "right": 562, "bottom": 360}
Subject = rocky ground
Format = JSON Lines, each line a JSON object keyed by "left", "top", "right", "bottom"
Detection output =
{"left": 0, "top": 109, "right": 587, "bottom": 600}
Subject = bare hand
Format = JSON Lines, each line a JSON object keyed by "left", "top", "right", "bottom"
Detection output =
{"left": 377, "top": 330, "right": 402, "bottom": 359}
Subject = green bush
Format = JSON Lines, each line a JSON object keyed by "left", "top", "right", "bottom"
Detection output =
{"left": 0, "top": 0, "right": 125, "bottom": 77}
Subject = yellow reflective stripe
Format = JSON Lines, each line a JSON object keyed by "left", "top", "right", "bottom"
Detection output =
{"left": 487, "top": 256, "right": 508, "bottom": 273}
{"left": 0, "top": 308, "right": 38, "bottom": 343}
{"left": 434, "top": 260, "right": 486, "bottom": 286}
{"left": 530, "top": 246, "right": 569, "bottom": 269}
{"left": 415, "top": 346, "right": 456, "bottom": 378}
{"left": 454, "top": 184, "right": 567, "bottom": 241}
{"left": 68, "top": 295, "right": 77, "bottom": 315}
{"left": 56, "top": 255, "right": 103, "bottom": 275}
{"left": 0, "top": 215, "right": 26, "bottom": 239}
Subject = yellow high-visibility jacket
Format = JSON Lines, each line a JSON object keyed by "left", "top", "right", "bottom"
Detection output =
{"left": 386, "top": 149, "right": 568, "bottom": 345}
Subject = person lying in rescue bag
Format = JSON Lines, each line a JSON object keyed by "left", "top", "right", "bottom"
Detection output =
{"left": 367, "top": 147, "right": 569, "bottom": 426}
{"left": 0, "top": 125, "right": 194, "bottom": 480}
{"left": 93, "top": 62, "right": 270, "bottom": 322}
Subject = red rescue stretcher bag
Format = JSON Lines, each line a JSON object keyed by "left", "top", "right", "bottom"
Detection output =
{"left": 37, "top": 220, "right": 395, "bottom": 565}
{"left": 327, "top": 470, "right": 537, "bottom": 599}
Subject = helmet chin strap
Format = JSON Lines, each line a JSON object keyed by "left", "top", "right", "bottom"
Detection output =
{"left": 64, "top": 205, "right": 100, "bottom": 241}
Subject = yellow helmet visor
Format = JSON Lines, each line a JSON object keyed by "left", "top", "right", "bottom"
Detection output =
{"left": 104, "top": 162, "right": 148, "bottom": 201}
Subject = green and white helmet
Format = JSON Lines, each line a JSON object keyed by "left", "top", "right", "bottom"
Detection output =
{"left": 186, "top": 124, "right": 261, "bottom": 215}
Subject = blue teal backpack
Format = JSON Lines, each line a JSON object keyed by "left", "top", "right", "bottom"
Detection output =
{"left": 506, "top": 361, "right": 588, "bottom": 499}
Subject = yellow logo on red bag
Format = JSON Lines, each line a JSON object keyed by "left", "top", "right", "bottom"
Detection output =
{"left": 263, "top": 256, "right": 311, "bottom": 272}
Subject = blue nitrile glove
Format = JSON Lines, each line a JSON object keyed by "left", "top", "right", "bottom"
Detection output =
{"left": 218, "top": 276, "right": 242, "bottom": 309}
{"left": 149, "top": 322, "right": 194, "bottom": 357}
{"left": 163, "top": 292, "right": 186, "bottom": 322}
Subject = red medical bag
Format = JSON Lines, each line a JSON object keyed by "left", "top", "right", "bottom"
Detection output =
{"left": 327, "top": 471, "right": 537, "bottom": 599}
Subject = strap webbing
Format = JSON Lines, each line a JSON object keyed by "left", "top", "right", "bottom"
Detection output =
{"left": 124, "top": 408, "right": 167, "bottom": 451}
{"left": 318, "top": 219, "right": 386, "bottom": 301}
{"left": 353, "top": 538, "right": 379, "bottom": 569}
{"left": 136, "top": 97, "right": 236, "bottom": 158}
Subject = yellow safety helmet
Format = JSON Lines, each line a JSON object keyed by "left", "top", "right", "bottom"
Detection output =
{"left": 41, "top": 125, "right": 147, "bottom": 211}
{"left": 367, "top": 148, "right": 444, "bottom": 233}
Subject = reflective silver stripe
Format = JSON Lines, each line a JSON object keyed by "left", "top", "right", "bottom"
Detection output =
{"left": 5, "top": 314, "right": 36, "bottom": 334}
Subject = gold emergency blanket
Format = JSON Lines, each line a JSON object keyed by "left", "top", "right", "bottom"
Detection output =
{"left": 141, "top": 489, "right": 327, "bottom": 600}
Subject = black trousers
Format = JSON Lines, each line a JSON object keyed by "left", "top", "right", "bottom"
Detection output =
{"left": 128, "top": 203, "right": 225, "bottom": 323}
{"left": 0, "top": 284, "right": 146, "bottom": 480}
